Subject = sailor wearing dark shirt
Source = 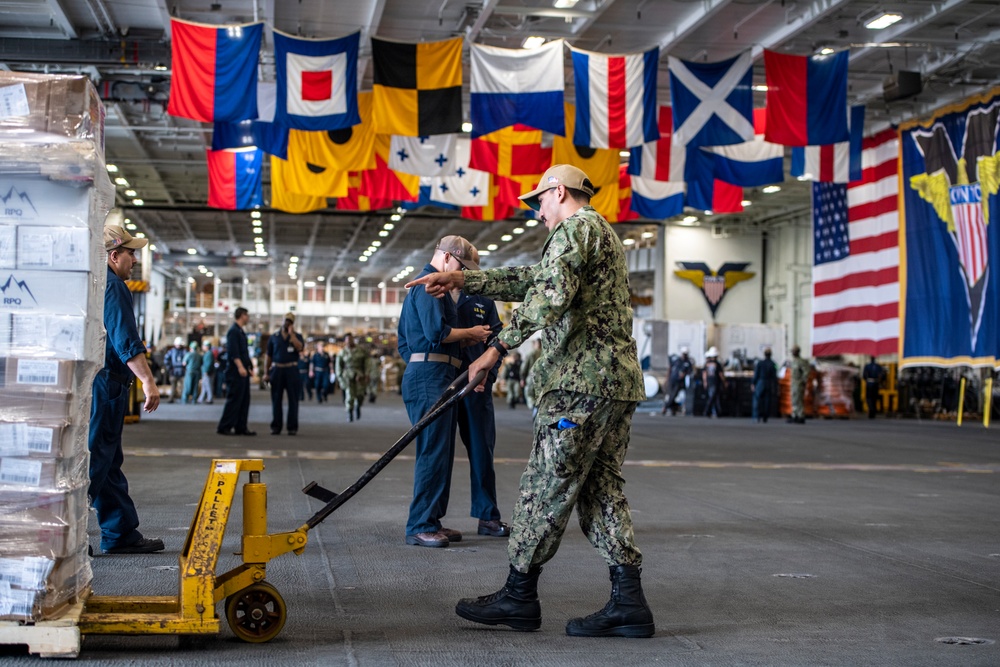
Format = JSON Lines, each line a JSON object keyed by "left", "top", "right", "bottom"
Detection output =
{"left": 89, "top": 219, "right": 164, "bottom": 554}
{"left": 397, "top": 236, "right": 491, "bottom": 548}
{"left": 454, "top": 248, "right": 509, "bottom": 538}
{"left": 266, "top": 312, "right": 305, "bottom": 435}
{"left": 217, "top": 307, "right": 255, "bottom": 436}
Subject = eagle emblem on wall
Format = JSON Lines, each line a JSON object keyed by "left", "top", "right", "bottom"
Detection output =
{"left": 674, "top": 262, "right": 755, "bottom": 319}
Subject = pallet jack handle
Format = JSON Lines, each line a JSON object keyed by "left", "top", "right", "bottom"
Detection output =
{"left": 302, "top": 368, "right": 487, "bottom": 529}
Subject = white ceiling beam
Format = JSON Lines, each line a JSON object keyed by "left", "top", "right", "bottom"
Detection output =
{"left": 358, "top": 0, "right": 388, "bottom": 84}
{"left": 465, "top": 0, "right": 501, "bottom": 44}
{"left": 44, "top": 0, "right": 77, "bottom": 38}
{"left": 858, "top": 24, "right": 1000, "bottom": 126}
{"left": 655, "top": 0, "right": 733, "bottom": 56}
{"left": 750, "top": 0, "right": 854, "bottom": 59}
{"left": 567, "top": 0, "right": 621, "bottom": 39}
{"left": 152, "top": 0, "right": 171, "bottom": 39}
{"left": 849, "top": 0, "right": 975, "bottom": 63}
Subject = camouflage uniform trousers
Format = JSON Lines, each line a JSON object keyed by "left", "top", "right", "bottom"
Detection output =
{"left": 342, "top": 378, "right": 367, "bottom": 415}
{"left": 791, "top": 385, "right": 805, "bottom": 419}
{"left": 508, "top": 389, "right": 643, "bottom": 573}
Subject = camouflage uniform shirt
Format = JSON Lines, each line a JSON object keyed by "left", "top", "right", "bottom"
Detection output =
{"left": 463, "top": 206, "right": 644, "bottom": 402}
{"left": 336, "top": 346, "right": 369, "bottom": 384}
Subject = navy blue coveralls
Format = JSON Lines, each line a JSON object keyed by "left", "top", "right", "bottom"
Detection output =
{"left": 312, "top": 351, "right": 331, "bottom": 402}
{"left": 398, "top": 264, "right": 461, "bottom": 537}
{"left": 267, "top": 329, "right": 304, "bottom": 434}
{"left": 752, "top": 357, "right": 778, "bottom": 423}
{"left": 89, "top": 266, "right": 149, "bottom": 551}
{"left": 298, "top": 354, "right": 311, "bottom": 401}
{"left": 217, "top": 322, "right": 251, "bottom": 434}
{"left": 455, "top": 291, "right": 503, "bottom": 522}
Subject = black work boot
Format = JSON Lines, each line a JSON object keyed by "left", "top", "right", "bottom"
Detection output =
{"left": 455, "top": 565, "right": 542, "bottom": 631}
{"left": 566, "top": 565, "right": 655, "bottom": 638}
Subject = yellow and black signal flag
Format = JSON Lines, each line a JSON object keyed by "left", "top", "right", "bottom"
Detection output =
{"left": 371, "top": 36, "right": 463, "bottom": 137}
{"left": 269, "top": 154, "right": 327, "bottom": 214}
{"left": 553, "top": 103, "right": 621, "bottom": 187}
{"left": 306, "top": 91, "right": 377, "bottom": 173}
{"left": 281, "top": 131, "right": 350, "bottom": 199}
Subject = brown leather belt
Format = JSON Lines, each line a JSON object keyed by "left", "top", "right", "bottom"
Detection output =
{"left": 272, "top": 361, "right": 298, "bottom": 368}
{"left": 409, "top": 353, "right": 462, "bottom": 369}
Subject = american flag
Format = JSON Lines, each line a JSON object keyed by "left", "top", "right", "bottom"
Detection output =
{"left": 811, "top": 129, "right": 899, "bottom": 357}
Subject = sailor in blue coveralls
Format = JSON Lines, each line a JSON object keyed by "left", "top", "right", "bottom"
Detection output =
{"left": 454, "top": 247, "right": 510, "bottom": 538}
{"left": 89, "top": 218, "right": 164, "bottom": 554}
{"left": 397, "top": 236, "right": 492, "bottom": 548}
{"left": 266, "top": 312, "right": 304, "bottom": 435}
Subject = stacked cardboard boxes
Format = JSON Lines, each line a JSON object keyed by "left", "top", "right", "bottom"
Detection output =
{"left": 0, "top": 72, "right": 113, "bottom": 621}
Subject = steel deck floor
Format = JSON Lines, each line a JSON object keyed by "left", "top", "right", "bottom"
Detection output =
{"left": 3, "top": 389, "right": 997, "bottom": 666}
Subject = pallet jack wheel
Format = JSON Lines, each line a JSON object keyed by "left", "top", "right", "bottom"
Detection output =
{"left": 225, "top": 581, "right": 287, "bottom": 643}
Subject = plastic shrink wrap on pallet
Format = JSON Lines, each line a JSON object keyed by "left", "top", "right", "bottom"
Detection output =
{"left": 0, "top": 71, "right": 112, "bottom": 621}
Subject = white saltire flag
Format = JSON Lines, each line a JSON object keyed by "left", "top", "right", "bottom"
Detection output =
{"left": 668, "top": 51, "right": 754, "bottom": 147}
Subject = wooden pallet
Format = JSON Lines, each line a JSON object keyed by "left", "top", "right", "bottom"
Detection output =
{"left": 0, "top": 599, "right": 84, "bottom": 659}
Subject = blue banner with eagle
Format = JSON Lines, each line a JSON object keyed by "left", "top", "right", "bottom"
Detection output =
{"left": 901, "top": 86, "right": 1000, "bottom": 368}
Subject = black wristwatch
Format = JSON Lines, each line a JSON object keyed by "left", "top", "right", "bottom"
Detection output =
{"left": 489, "top": 338, "right": 508, "bottom": 359}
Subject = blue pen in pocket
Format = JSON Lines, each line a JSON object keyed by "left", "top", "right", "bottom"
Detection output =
{"left": 556, "top": 418, "right": 578, "bottom": 430}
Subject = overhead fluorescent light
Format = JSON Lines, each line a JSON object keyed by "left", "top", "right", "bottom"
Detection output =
{"left": 622, "top": 238, "right": 636, "bottom": 245}
{"left": 554, "top": 0, "right": 579, "bottom": 7}
{"left": 865, "top": 12, "right": 902, "bottom": 30}
{"left": 741, "top": 199, "right": 752, "bottom": 207}
{"left": 762, "top": 185, "right": 781, "bottom": 194}
{"left": 751, "top": 84, "right": 769, "bottom": 92}
{"left": 818, "top": 47, "right": 835, "bottom": 55}
{"left": 462, "top": 121, "right": 473, "bottom": 133}
{"left": 682, "top": 215, "right": 699, "bottom": 224}
{"left": 522, "top": 36, "right": 546, "bottom": 49}
{"left": 106, "top": 164, "right": 118, "bottom": 173}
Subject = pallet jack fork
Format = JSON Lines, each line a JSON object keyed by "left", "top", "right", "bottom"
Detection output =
{"left": 78, "top": 369, "right": 482, "bottom": 644}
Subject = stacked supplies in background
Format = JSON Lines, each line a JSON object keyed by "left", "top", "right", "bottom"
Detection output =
{"left": 0, "top": 72, "right": 113, "bottom": 621}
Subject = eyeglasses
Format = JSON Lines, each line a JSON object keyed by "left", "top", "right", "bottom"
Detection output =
{"left": 450, "top": 254, "right": 470, "bottom": 271}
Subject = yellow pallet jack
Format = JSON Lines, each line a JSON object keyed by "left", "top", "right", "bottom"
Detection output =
{"left": 78, "top": 370, "right": 481, "bottom": 643}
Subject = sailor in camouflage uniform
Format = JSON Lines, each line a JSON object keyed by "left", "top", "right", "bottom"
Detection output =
{"left": 335, "top": 333, "right": 369, "bottom": 422}
{"left": 407, "top": 165, "right": 654, "bottom": 638}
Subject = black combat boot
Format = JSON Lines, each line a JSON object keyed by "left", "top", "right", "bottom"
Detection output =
{"left": 455, "top": 565, "right": 542, "bottom": 631}
{"left": 565, "top": 565, "right": 654, "bottom": 638}
{"left": 355, "top": 404, "right": 361, "bottom": 420}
